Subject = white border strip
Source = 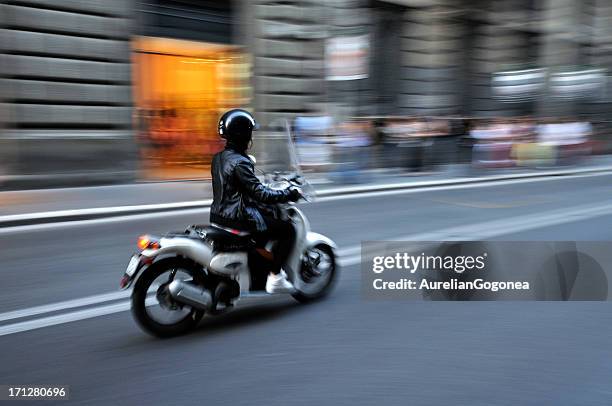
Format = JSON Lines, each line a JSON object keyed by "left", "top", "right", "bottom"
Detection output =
{"left": 1, "top": 171, "right": 612, "bottom": 235}
{"left": 0, "top": 199, "right": 213, "bottom": 223}
{"left": 3, "top": 165, "right": 612, "bottom": 227}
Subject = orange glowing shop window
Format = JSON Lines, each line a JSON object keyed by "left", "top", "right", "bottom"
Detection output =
{"left": 131, "top": 36, "right": 251, "bottom": 180}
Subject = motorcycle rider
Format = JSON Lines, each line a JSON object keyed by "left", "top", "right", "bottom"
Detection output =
{"left": 210, "top": 109, "right": 301, "bottom": 294}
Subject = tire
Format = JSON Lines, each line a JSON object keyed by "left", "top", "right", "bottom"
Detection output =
{"left": 292, "top": 244, "right": 338, "bottom": 303}
{"left": 131, "top": 258, "right": 205, "bottom": 338}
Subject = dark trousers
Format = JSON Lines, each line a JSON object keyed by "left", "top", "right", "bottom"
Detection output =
{"left": 257, "top": 215, "right": 295, "bottom": 274}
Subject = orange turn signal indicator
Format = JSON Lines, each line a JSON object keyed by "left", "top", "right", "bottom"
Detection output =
{"left": 137, "top": 235, "right": 160, "bottom": 250}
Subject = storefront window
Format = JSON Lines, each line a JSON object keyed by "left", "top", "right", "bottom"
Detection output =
{"left": 132, "top": 36, "right": 251, "bottom": 180}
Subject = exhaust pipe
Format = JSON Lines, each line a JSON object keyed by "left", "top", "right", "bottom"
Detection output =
{"left": 168, "top": 280, "right": 213, "bottom": 311}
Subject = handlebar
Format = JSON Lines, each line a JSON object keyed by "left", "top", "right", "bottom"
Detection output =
{"left": 264, "top": 173, "right": 313, "bottom": 203}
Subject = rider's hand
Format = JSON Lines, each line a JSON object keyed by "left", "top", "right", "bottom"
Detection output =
{"left": 287, "top": 186, "right": 302, "bottom": 202}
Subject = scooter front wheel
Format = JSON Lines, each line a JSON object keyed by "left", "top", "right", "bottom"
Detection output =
{"left": 292, "top": 244, "right": 338, "bottom": 303}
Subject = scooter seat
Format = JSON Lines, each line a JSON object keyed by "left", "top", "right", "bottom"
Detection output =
{"left": 202, "top": 224, "right": 252, "bottom": 250}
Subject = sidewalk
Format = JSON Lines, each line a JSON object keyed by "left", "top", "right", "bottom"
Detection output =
{"left": 0, "top": 165, "right": 464, "bottom": 217}
{"left": 0, "top": 181, "right": 214, "bottom": 217}
{"left": 2, "top": 156, "right": 612, "bottom": 226}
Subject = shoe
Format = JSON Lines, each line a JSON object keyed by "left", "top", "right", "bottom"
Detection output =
{"left": 266, "top": 271, "right": 295, "bottom": 294}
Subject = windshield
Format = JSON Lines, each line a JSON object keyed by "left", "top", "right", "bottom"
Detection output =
{"left": 256, "top": 119, "right": 300, "bottom": 173}
{"left": 256, "top": 119, "right": 315, "bottom": 200}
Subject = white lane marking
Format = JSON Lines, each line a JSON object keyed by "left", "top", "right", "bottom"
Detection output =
{"left": 2, "top": 168, "right": 612, "bottom": 234}
{"left": 0, "top": 295, "right": 295, "bottom": 337}
{"left": 0, "top": 291, "right": 129, "bottom": 323}
{"left": 0, "top": 301, "right": 131, "bottom": 337}
{"left": 2, "top": 199, "right": 612, "bottom": 336}
{"left": 338, "top": 201, "right": 612, "bottom": 267}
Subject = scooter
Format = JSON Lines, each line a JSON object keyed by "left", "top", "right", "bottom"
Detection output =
{"left": 120, "top": 139, "right": 338, "bottom": 337}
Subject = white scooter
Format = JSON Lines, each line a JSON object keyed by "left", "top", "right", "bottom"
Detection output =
{"left": 120, "top": 129, "right": 338, "bottom": 337}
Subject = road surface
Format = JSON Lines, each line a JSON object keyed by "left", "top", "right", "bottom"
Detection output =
{"left": 1, "top": 172, "right": 612, "bottom": 405}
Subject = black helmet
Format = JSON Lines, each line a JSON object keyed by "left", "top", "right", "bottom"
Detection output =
{"left": 218, "top": 109, "right": 259, "bottom": 150}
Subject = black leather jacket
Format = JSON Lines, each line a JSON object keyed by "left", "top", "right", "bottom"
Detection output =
{"left": 210, "top": 147, "right": 292, "bottom": 232}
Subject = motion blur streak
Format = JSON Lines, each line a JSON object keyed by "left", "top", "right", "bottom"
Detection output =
{"left": 4, "top": 185, "right": 612, "bottom": 336}
{"left": 3, "top": 167, "right": 611, "bottom": 235}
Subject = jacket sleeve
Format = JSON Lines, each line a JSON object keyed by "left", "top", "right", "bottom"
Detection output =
{"left": 233, "top": 159, "right": 291, "bottom": 203}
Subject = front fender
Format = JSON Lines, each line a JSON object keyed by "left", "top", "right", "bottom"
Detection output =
{"left": 306, "top": 232, "right": 338, "bottom": 255}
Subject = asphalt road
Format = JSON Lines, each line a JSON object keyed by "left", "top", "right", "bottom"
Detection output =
{"left": 1, "top": 173, "right": 612, "bottom": 405}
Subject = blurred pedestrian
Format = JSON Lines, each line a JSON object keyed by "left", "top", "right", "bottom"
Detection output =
{"left": 471, "top": 118, "right": 515, "bottom": 168}
{"left": 537, "top": 117, "right": 591, "bottom": 165}
{"left": 294, "top": 115, "right": 333, "bottom": 173}
{"left": 332, "top": 119, "right": 372, "bottom": 184}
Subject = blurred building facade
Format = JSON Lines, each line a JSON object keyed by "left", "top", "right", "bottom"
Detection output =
{"left": 248, "top": 0, "right": 612, "bottom": 121}
{"left": 1, "top": 0, "right": 612, "bottom": 186}
{"left": 0, "top": 0, "right": 240, "bottom": 186}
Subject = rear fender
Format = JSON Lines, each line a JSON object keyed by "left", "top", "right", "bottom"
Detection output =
{"left": 119, "top": 254, "right": 151, "bottom": 290}
{"left": 120, "top": 237, "right": 213, "bottom": 290}
{"left": 142, "top": 237, "right": 214, "bottom": 264}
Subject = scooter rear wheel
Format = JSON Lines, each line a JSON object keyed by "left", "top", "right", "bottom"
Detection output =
{"left": 131, "top": 258, "right": 205, "bottom": 337}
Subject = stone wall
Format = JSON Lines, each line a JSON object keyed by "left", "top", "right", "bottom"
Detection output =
{"left": 469, "top": 0, "right": 535, "bottom": 117}
{"left": 399, "top": 0, "right": 463, "bottom": 115}
{"left": 250, "top": 0, "right": 328, "bottom": 128}
{"left": 0, "top": 0, "right": 136, "bottom": 187}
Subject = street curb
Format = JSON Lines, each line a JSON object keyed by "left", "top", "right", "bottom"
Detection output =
{"left": 2, "top": 165, "right": 612, "bottom": 228}
{"left": 318, "top": 165, "right": 612, "bottom": 196}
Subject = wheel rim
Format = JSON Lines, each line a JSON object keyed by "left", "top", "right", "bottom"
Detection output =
{"left": 144, "top": 269, "right": 195, "bottom": 325}
{"left": 296, "top": 247, "right": 334, "bottom": 296}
